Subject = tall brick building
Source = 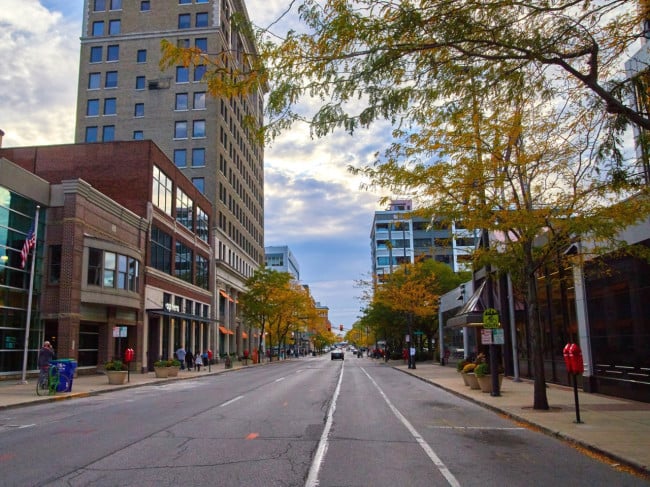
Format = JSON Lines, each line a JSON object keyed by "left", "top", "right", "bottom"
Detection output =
{"left": 74, "top": 0, "right": 265, "bottom": 355}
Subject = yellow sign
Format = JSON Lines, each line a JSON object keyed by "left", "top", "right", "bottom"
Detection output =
{"left": 482, "top": 308, "right": 500, "bottom": 329}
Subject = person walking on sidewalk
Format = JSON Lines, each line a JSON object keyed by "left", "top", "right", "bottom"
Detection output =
{"left": 176, "top": 346, "right": 186, "bottom": 370}
{"left": 185, "top": 349, "right": 194, "bottom": 371}
{"left": 194, "top": 352, "right": 203, "bottom": 371}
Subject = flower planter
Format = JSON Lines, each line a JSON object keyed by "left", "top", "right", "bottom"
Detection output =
{"left": 465, "top": 372, "right": 480, "bottom": 390}
{"left": 168, "top": 366, "right": 180, "bottom": 377}
{"left": 106, "top": 370, "right": 127, "bottom": 385}
{"left": 154, "top": 366, "right": 169, "bottom": 378}
{"left": 461, "top": 372, "right": 470, "bottom": 387}
{"left": 476, "top": 374, "right": 504, "bottom": 393}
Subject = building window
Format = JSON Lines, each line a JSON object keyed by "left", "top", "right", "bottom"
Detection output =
{"left": 140, "top": 0, "right": 150, "bottom": 11}
{"left": 48, "top": 245, "right": 61, "bottom": 284}
{"left": 192, "top": 177, "right": 204, "bottom": 193}
{"left": 176, "top": 66, "right": 189, "bottom": 83}
{"left": 178, "top": 13, "right": 191, "bottom": 29}
{"left": 88, "top": 72, "right": 101, "bottom": 89}
{"left": 195, "top": 38, "right": 207, "bottom": 52}
{"left": 192, "top": 120, "right": 205, "bottom": 138}
{"left": 195, "top": 254, "right": 209, "bottom": 289}
{"left": 177, "top": 38, "right": 190, "bottom": 48}
{"left": 109, "top": 19, "right": 121, "bottom": 35}
{"left": 94, "top": 0, "right": 106, "bottom": 11}
{"left": 173, "top": 121, "right": 187, "bottom": 139}
{"left": 152, "top": 165, "right": 173, "bottom": 215}
{"left": 105, "top": 71, "right": 118, "bottom": 88}
{"left": 174, "top": 149, "right": 187, "bottom": 167}
{"left": 92, "top": 21, "right": 104, "bottom": 36}
{"left": 196, "top": 0, "right": 208, "bottom": 3}
{"left": 196, "top": 206, "right": 208, "bottom": 242}
{"left": 133, "top": 130, "right": 144, "bottom": 140}
{"left": 110, "top": 0, "right": 122, "bottom": 9}
{"left": 196, "top": 12, "right": 208, "bottom": 27}
{"left": 102, "top": 125, "right": 115, "bottom": 141}
{"left": 137, "top": 49, "right": 147, "bottom": 63}
{"left": 107, "top": 44, "right": 119, "bottom": 61}
{"left": 85, "top": 126, "right": 98, "bottom": 142}
{"left": 175, "top": 241, "right": 193, "bottom": 283}
{"left": 88, "top": 248, "right": 138, "bottom": 290}
{"left": 175, "top": 93, "right": 188, "bottom": 110}
{"left": 193, "top": 92, "right": 206, "bottom": 109}
{"left": 194, "top": 64, "right": 206, "bottom": 81}
{"left": 87, "top": 99, "right": 99, "bottom": 117}
{"left": 134, "top": 103, "right": 144, "bottom": 117}
{"left": 150, "top": 226, "right": 172, "bottom": 274}
{"left": 104, "top": 98, "right": 117, "bottom": 115}
{"left": 192, "top": 148, "right": 205, "bottom": 166}
{"left": 179, "top": 0, "right": 191, "bottom": 4}
{"left": 176, "top": 188, "right": 194, "bottom": 231}
{"left": 90, "top": 46, "right": 102, "bottom": 63}
{"left": 135, "top": 76, "right": 145, "bottom": 90}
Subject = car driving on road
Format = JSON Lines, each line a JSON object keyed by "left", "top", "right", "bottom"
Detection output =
{"left": 331, "top": 349, "right": 344, "bottom": 360}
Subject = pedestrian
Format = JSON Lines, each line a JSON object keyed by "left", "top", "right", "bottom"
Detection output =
{"left": 37, "top": 341, "right": 55, "bottom": 370}
{"left": 194, "top": 352, "right": 203, "bottom": 371}
{"left": 201, "top": 350, "right": 208, "bottom": 367}
{"left": 185, "top": 349, "right": 194, "bottom": 371}
{"left": 176, "top": 346, "right": 186, "bottom": 370}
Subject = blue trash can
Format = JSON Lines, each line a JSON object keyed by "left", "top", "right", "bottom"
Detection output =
{"left": 50, "top": 359, "right": 78, "bottom": 392}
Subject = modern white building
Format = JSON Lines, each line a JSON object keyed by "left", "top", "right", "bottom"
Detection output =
{"left": 370, "top": 199, "right": 479, "bottom": 279}
{"left": 264, "top": 245, "right": 300, "bottom": 280}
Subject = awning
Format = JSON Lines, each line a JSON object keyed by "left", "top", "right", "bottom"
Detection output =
{"left": 219, "top": 325, "right": 234, "bottom": 335}
{"left": 446, "top": 281, "right": 489, "bottom": 328}
{"left": 219, "top": 290, "right": 234, "bottom": 303}
{"left": 147, "top": 308, "right": 215, "bottom": 323}
{"left": 242, "top": 331, "right": 248, "bottom": 339}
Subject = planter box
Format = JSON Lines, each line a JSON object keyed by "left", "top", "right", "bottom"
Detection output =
{"left": 461, "top": 372, "right": 470, "bottom": 387}
{"left": 476, "top": 374, "right": 504, "bottom": 393}
{"left": 465, "top": 373, "right": 480, "bottom": 390}
{"left": 154, "top": 366, "right": 169, "bottom": 378}
{"left": 106, "top": 370, "right": 127, "bottom": 385}
{"left": 168, "top": 366, "right": 180, "bottom": 377}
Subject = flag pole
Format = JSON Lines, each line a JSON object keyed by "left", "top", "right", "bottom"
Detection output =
{"left": 19, "top": 206, "right": 40, "bottom": 384}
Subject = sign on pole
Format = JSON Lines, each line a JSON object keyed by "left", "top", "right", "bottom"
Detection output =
{"left": 482, "top": 308, "right": 500, "bottom": 329}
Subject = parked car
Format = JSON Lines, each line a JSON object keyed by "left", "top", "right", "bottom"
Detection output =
{"left": 331, "top": 349, "right": 344, "bottom": 360}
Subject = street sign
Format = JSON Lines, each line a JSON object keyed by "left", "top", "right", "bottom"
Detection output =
{"left": 481, "top": 329, "right": 493, "bottom": 345}
{"left": 493, "top": 329, "right": 505, "bottom": 344}
{"left": 482, "top": 308, "right": 500, "bottom": 329}
{"left": 414, "top": 330, "right": 424, "bottom": 335}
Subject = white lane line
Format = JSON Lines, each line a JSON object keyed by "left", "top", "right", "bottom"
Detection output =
{"left": 361, "top": 368, "right": 461, "bottom": 487}
{"left": 219, "top": 395, "right": 244, "bottom": 407}
{"left": 304, "top": 361, "right": 344, "bottom": 487}
{"left": 275, "top": 377, "right": 286, "bottom": 382}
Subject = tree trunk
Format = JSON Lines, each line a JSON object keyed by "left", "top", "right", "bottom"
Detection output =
{"left": 525, "top": 258, "right": 549, "bottom": 410}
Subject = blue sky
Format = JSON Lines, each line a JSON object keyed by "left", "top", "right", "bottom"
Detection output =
{"left": 0, "top": 0, "right": 388, "bottom": 329}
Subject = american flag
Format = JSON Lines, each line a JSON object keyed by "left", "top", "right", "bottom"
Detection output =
{"left": 20, "top": 227, "right": 36, "bottom": 269}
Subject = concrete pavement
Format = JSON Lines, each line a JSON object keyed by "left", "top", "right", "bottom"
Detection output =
{"left": 1, "top": 358, "right": 649, "bottom": 480}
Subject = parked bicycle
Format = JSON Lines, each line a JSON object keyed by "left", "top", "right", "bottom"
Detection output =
{"left": 36, "top": 363, "right": 72, "bottom": 396}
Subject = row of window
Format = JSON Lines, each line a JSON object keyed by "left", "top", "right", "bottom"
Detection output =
{"left": 90, "top": 45, "right": 119, "bottom": 63}
{"left": 174, "top": 120, "right": 206, "bottom": 139}
{"left": 87, "top": 247, "right": 140, "bottom": 292}
{"left": 150, "top": 226, "right": 209, "bottom": 289}
{"left": 92, "top": 19, "right": 121, "bottom": 36}
{"left": 178, "top": 12, "right": 209, "bottom": 29}
{"left": 174, "top": 148, "right": 205, "bottom": 168}
{"left": 152, "top": 166, "right": 209, "bottom": 240}
{"left": 93, "top": 0, "right": 210, "bottom": 12}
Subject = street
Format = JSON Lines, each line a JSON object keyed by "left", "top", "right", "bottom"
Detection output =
{"left": 0, "top": 355, "right": 646, "bottom": 487}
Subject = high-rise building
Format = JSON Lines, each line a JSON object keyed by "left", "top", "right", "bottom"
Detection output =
{"left": 370, "top": 199, "right": 478, "bottom": 280}
{"left": 264, "top": 245, "right": 300, "bottom": 280}
{"left": 74, "top": 0, "right": 265, "bottom": 348}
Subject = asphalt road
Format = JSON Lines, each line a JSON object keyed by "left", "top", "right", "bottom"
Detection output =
{"left": 0, "top": 355, "right": 646, "bottom": 486}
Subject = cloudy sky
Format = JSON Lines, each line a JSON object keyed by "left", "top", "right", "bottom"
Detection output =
{"left": 0, "top": 0, "right": 389, "bottom": 330}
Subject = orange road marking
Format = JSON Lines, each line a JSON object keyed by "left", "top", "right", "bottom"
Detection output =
{"left": 246, "top": 432, "right": 259, "bottom": 440}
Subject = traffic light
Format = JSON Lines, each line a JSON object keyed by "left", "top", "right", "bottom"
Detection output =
{"left": 339, "top": 324, "right": 343, "bottom": 331}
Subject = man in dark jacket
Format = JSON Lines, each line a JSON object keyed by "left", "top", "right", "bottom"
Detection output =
{"left": 37, "top": 341, "right": 55, "bottom": 369}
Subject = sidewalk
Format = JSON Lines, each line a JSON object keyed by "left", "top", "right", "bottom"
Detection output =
{"left": 393, "top": 362, "right": 650, "bottom": 478}
{"left": 1, "top": 360, "right": 649, "bottom": 479}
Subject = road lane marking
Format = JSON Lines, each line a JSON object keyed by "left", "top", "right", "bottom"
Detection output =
{"left": 246, "top": 432, "right": 259, "bottom": 440}
{"left": 362, "top": 368, "right": 461, "bottom": 487}
{"left": 275, "top": 377, "right": 286, "bottom": 382}
{"left": 305, "top": 361, "right": 344, "bottom": 487}
{"left": 220, "top": 395, "right": 244, "bottom": 407}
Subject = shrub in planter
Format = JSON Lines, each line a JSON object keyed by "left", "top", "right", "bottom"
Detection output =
{"left": 457, "top": 360, "right": 469, "bottom": 372}
{"left": 474, "top": 362, "right": 489, "bottom": 378}
{"left": 105, "top": 359, "right": 124, "bottom": 371}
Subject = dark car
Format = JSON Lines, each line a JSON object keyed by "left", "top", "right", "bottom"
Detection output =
{"left": 331, "top": 349, "right": 344, "bottom": 360}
